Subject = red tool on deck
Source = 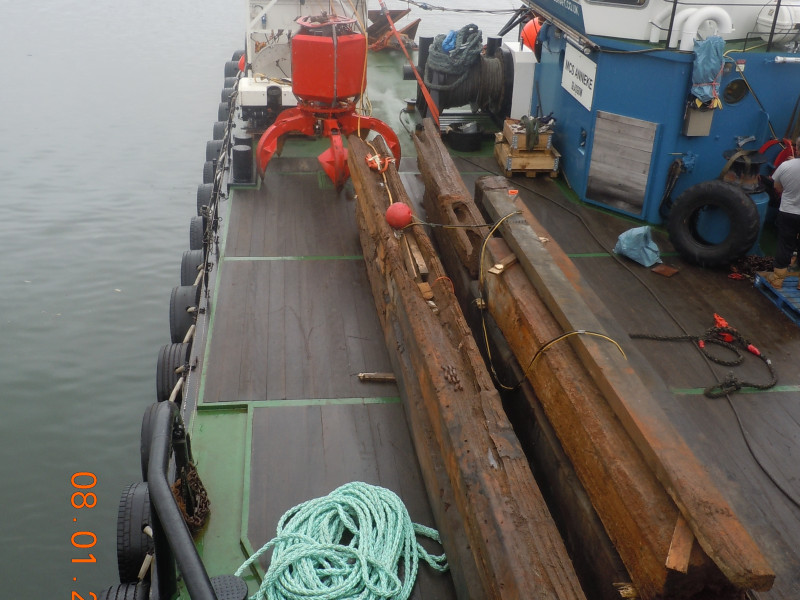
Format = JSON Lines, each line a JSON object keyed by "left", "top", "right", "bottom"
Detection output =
{"left": 255, "top": 13, "right": 400, "bottom": 191}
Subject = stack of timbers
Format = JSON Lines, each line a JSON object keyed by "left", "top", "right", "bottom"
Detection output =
{"left": 413, "top": 118, "right": 775, "bottom": 600}
{"left": 347, "top": 134, "right": 587, "bottom": 600}
{"left": 494, "top": 118, "right": 560, "bottom": 178}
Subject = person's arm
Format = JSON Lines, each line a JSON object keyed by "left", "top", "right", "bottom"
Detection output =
{"left": 772, "top": 162, "right": 786, "bottom": 195}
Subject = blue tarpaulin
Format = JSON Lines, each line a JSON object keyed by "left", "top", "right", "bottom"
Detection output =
{"left": 691, "top": 36, "right": 725, "bottom": 105}
{"left": 614, "top": 226, "right": 662, "bottom": 267}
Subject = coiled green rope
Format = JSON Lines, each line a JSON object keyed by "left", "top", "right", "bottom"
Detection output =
{"left": 235, "top": 482, "right": 448, "bottom": 600}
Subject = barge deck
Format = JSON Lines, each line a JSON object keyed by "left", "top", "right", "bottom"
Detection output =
{"left": 181, "top": 156, "right": 457, "bottom": 598}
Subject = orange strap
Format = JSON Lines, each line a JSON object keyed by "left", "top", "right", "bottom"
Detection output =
{"left": 366, "top": 153, "right": 394, "bottom": 172}
{"left": 377, "top": 0, "right": 440, "bottom": 128}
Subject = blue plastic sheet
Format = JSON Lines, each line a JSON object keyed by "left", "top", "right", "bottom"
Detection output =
{"left": 614, "top": 226, "right": 662, "bottom": 267}
{"left": 441, "top": 30, "right": 456, "bottom": 53}
{"left": 691, "top": 36, "right": 724, "bottom": 104}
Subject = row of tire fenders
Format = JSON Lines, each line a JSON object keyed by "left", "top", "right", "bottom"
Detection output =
{"left": 95, "top": 52, "right": 245, "bottom": 600}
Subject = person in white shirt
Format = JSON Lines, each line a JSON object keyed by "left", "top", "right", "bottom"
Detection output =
{"left": 766, "top": 140, "right": 800, "bottom": 289}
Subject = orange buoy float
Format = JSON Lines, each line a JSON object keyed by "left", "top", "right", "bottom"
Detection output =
{"left": 385, "top": 202, "right": 413, "bottom": 229}
{"left": 238, "top": 54, "right": 246, "bottom": 72}
{"left": 521, "top": 17, "right": 541, "bottom": 50}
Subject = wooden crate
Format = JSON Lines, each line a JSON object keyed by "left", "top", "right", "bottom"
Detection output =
{"left": 494, "top": 139, "right": 560, "bottom": 177}
{"left": 503, "top": 118, "right": 553, "bottom": 151}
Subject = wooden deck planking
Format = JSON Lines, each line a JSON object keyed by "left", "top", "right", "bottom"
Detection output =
{"left": 248, "top": 403, "right": 456, "bottom": 599}
{"left": 202, "top": 160, "right": 396, "bottom": 403}
{"left": 201, "top": 157, "right": 454, "bottom": 596}
{"left": 202, "top": 260, "right": 393, "bottom": 402}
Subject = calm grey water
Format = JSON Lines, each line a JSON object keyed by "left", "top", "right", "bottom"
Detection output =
{"left": 0, "top": 1, "right": 516, "bottom": 595}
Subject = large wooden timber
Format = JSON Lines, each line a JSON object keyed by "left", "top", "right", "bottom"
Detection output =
{"left": 412, "top": 119, "right": 774, "bottom": 597}
{"left": 477, "top": 179, "right": 774, "bottom": 593}
{"left": 348, "top": 134, "right": 587, "bottom": 600}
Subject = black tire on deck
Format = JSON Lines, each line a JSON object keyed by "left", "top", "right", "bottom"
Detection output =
{"left": 196, "top": 183, "right": 213, "bottom": 216}
{"left": 169, "top": 285, "right": 198, "bottom": 344}
{"left": 96, "top": 581, "right": 150, "bottom": 600}
{"left": 116, "top": 483, "right": 153, "bottom": 583}
{"left": 189, "top": 215, "right": 206, "bottom": 250}
{"left": 156, "top": 342, "right": 191, "bottom": 402}
{"left": 667, "top": 180, "right": 760, "bottom": 267}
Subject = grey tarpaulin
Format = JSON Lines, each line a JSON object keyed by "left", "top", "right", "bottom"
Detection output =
{"left": 614, "top": 225, "right": 662, "bottom": 267}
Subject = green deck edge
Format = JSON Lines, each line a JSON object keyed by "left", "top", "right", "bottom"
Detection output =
{"left": 193, "top": 186, "right": 235, "bottom": 431}
{"left": 189, "top": 407, "right": 261, "bottom": 594}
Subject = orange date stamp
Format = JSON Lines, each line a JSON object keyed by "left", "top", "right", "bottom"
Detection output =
{"left": 70, "top": 472, "right": 98, "bottom": 600}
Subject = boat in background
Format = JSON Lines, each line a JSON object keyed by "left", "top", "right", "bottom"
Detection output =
{"left": 520, "top": 0, "right": 800, "bottom": 266}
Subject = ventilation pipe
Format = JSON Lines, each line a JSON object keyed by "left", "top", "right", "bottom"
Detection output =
{"left": 679, "top": 7, "right": 733, "bottom": 50}
{"left": 668, "top": 8, "right": 698, "bottom": 47}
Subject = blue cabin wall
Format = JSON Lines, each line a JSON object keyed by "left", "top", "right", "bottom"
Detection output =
{"left": 532, "top": 26, "right": 798, "bottom": 225}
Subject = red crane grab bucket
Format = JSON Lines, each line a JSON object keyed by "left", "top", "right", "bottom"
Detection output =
{"left": 255, "top": 13, "right": 400, "bottom": 191}
{"left": 291, "top": 15, "right": 366, "bottom": 104}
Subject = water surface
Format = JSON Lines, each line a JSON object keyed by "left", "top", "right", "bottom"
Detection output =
{"left": 0, "top": 1, "right": 517, "bottom": 595}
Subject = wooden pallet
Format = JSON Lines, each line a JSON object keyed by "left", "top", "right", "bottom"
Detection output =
{"left": 754, "top": 274, "right": 800, "bottom": 326}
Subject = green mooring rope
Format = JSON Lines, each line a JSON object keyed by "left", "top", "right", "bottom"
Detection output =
{"left": 234, "top": 482, "right": 448, "bottom": 600}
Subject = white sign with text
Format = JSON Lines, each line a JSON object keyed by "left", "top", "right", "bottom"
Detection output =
{"left": 561, "top": 44, "right": 596, "bottom": 111}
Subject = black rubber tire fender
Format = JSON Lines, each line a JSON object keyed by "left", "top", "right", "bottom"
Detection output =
{"left": 156, "top": 342, "right": 191, "bottom": 402}
{"left": 667, "top": 180, "right": 760, "bottom": 267}
{"left": 221, "top": 86, "right": 235, "bottom": 105}
{"left": 96, "top": 581, "right": 150, "bottom": 600}
{"left": 218, "top": 101, "right": 231, "bottom": 122}
{"left": 202, "top": 160, "right": 216, "bottom": 184}
{"left": 169, "top": 285, "right": 198, "bottom": 344}
{"left": 223, "top": 76, "right": 238, "bottom": 89}
{"left": 181, "top": 249, "right": 205, "bottom": 287}
{"left": 189, "top": 215, "right": 206, "bottom": 251}
{"left": 224, "top": 60, "right": 240, "bottom": 78}
{"left": 212, "top": 120, "right": 227, "bottom": 141}
{"left": 196, "top": 183, "right": 213, "bottom": 216}
{"left": 206, "top": 139, "right": 224, "bottom": 162}
{"left": 231, "top": 49, "right": 245, "bottom": 61}
{"left": 140, "top": 402, "right": 159, "bottom": 480}
{"left": 116, "top": 483, "right": 153, "bottom": 583}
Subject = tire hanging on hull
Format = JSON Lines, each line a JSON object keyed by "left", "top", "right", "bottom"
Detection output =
{"left": 116, "top": 482, "right": 154, "bottom": 583}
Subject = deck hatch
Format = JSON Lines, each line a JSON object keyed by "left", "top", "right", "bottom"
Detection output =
{"left": 586, "top": 111, "right": 657, "bottom": 216}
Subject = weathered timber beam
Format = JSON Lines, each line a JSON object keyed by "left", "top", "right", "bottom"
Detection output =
{"left": 477, "top": 176, "right": 774, "bottom": 592}
{"left": 482, "top": 237, "right": 735, "bottom": 600}
{"left": 414, "top": 118, "right": 489, "bottom": 277}
{"left": 413, "top": 122, "right": 689, "bottom": 597}
{"left": 349, "top": 134, "right": 587, "bottom": 600}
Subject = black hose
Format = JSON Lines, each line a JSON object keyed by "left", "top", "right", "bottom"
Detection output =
{"left": 148, "top": 401, "right": 218, "bottom": 600}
